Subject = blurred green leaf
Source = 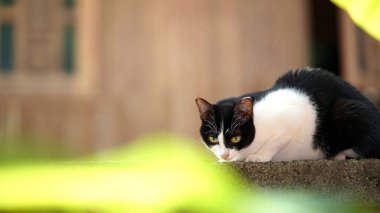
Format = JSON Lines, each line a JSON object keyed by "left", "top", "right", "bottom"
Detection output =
{"left": 0, "top": 134, "right": 248, "bottom": 212}
{"left": 332, "top": 0, "right": 380, "bottom": 41}
{"left": 0, "top": 134, "right": 376, "bottom": 212}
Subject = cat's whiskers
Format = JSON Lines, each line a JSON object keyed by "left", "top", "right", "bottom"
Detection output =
{"left": 230, "top": 118, "right": 242, "bottom": 133}
{"left": 204, "top": 120, "right": 217, "bottom": 133}
{"left": 205, "top": 124, "right": 217, "bottom": 133}
{"left": 209, "top": 115, "right": 218, "bottom": 128}
{"left": 231, "top": 122, "right": 241, "bottom": 133}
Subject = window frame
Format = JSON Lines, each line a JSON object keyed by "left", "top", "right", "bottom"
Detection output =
{"left": 0, "top": 0, "right": 103, "bottom": 96}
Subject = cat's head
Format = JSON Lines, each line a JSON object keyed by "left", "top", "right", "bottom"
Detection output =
{"left": 195, "top": 97, "right": 255, "bottom": 162}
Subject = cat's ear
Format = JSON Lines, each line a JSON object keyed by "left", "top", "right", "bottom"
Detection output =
{"left": 195, "top": 97, "right": 214, "bottom": 120}
{"left": 233, "top": 97, "right": 253, "bottom": 122}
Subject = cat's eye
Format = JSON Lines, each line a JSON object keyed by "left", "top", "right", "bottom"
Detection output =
{"left": 209, "top": 136, "right": 218, "bottom": 143}
{"left": 231, "top": 136, "right": 241, "bottom": 143}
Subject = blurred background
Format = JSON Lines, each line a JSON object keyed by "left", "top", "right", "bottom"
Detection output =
{"left": 0, "top": 0, "right": 380, "bottom": 157}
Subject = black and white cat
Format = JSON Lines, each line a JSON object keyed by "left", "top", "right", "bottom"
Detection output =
{"left": 195, "top": 67, "right": 380, "bottom": 162}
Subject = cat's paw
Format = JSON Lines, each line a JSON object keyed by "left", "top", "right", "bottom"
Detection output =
{"left": 245, "top": 154, "right": 271, "bottom": 162}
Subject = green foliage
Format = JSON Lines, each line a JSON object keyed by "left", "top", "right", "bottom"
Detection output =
{"left": 332, "top": 0, "right": 380, "bottom": 41}
{"left": 0, "top": 134, "right": 74, "bottom": 163}
{"left": 0, "top": 134, "right": 376, "bottom": 212}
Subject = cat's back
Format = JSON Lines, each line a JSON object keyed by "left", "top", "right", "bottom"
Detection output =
{"left": 275, "top": 67, "right": 340, "bottom": 86}
{"left": 273, "top": 68, "right": 369, "bottom": 105}
{"left": 274, "top": 68, "right": 380, "bottom": 158}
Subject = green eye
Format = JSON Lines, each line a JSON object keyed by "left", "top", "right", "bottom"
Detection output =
{"left": 231, "top": 136, "right": 241, "bottom": 143}
{"left": 209, "top": 136, "right": 218, "bottom": 143}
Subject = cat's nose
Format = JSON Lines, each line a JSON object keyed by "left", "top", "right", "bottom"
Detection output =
{"left": 221, "top": 151, "right": 230, "bottom": 160}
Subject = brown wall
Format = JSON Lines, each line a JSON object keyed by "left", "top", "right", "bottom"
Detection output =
{"left": 101, "top": 0, "right": 311, "bottom": 143}
{"left": 340, "top": 11, "right": 380, "bottom": 105}
{"left": 0, "top": 0, "right": 311, "bottom": 154}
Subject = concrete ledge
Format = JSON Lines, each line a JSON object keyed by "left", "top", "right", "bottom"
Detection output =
{"left": 232, "top": 159, "right": 380, "bottom": 204}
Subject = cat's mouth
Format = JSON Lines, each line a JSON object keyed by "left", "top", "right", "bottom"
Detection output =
{"left": 209, "top": 146, "right": 243, "bottom": 162}
{"left": 217, "top": 155, "right": 241, "bottom": 162}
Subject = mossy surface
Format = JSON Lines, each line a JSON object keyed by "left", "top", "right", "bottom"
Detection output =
{"left": 231, "top": 159, "right": 380, "bottom": 204}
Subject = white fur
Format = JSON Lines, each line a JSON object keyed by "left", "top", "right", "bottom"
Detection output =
{"left": 303, "top": 66, "right": 316, "bottom": 72}
{"left": 209, "top": 121, "right": 242, "bottom": 162}
{"left": 206, "top": 88, "right": 325, "bottom": 162}
{"left": 241, "top": 88, "right": 325, "bottom": 162}
{"left": 331, "top": 148, "right": 358, "bottom": 160}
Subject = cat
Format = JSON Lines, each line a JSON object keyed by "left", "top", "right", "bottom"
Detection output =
{"left": 195, "top": 67, "right": 380, "bottom": 162}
